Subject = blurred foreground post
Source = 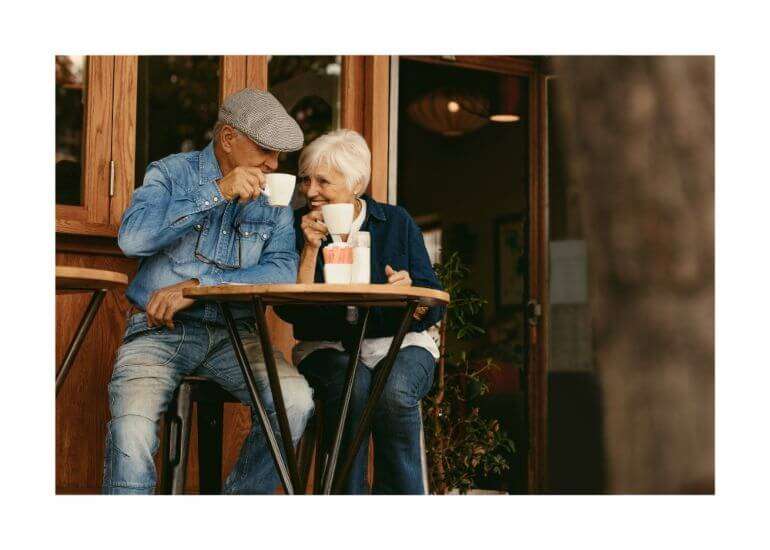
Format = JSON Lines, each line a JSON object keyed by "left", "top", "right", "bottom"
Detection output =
{"left": 552, "top": 56, "right": 714, "bottom": 493}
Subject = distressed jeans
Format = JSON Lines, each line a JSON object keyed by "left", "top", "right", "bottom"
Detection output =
{"left": 299, "top": 346, "right": 435, "bottom": 494}
{"left": 102, "top": 313, "right": 314, "bottom": 494}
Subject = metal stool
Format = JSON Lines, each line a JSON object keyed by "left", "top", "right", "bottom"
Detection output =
{"left": 159, "top": 377, "right": 428, "bottom": 494}
{"left": 160, "top": 376, "right": 320, "bottom": 494}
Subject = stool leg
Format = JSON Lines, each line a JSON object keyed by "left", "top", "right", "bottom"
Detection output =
{"left": 197, "top": 400, "right": 224, "bottom": 494}
{"left": 160, "top": 403, "right": 176, "bottom": 495}
{"left": 169, "top": 381, "right": 193, "bottom": 495}
{"left": 418, "top": 401, "right": 430, "bottom": 495}
{"left": 313, "top": 402, "right": 326, "bottom": 495}
{"left": 296, "top": 414, "right": 317, "bottom": 491}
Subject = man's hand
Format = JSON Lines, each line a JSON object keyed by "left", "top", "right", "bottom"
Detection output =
{"left": 301, "top": 210, "right": 329, "bottom": 250}
{"left": 146, "top": 279, "right": 199, "bottom": 329}
{"left": 216, "top": 166, "right": 266, "bottom": 204}
{"left": 385, "top": 264, "right": 412, "bottom": 286}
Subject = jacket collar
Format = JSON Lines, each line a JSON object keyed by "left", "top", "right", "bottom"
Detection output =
{"left": 362, "top": 193, "right": 386, "bottom": 222}
{"left": 198, "top": 141, "right": 223, "bottom": 185}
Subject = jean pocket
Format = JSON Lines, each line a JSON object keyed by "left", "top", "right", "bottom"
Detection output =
{"left": 116, "top": 321, "right": 186, "bottom": 368}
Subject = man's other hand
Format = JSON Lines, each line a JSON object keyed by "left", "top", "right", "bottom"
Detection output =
{"left": 146, "top": 279, "right": 199, "bottom": 329}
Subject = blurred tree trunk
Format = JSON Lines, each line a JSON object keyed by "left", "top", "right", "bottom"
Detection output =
{"left": 551, "top": 56, "right": 714, "bottom": 493}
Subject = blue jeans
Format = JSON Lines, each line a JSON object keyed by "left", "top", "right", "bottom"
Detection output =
{"left": 102, "top": 313, "right": 314, "bottom": 494}
{"left": 299, "top": 346, "right": 435, "bottom": 494}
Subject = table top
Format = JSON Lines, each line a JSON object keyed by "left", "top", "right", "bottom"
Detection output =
{"left": 184, "top": 283, "right": 450, "bottom": 307}
{"left": 56, "top": 266, "right": 129, "bottom": 292}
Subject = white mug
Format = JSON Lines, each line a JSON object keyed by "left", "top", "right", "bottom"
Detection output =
{"left": 323, "top": 263, "right": 352, "bottom": 284}
{"left": 264, "top": 173, "right": 296, "bottom": 207}
{"left": 321, "top": 203, "right": 354, "bottom": 235}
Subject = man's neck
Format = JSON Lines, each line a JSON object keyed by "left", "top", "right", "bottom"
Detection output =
{"left": 213, "top": 143, "right": 233, "bottom": 177}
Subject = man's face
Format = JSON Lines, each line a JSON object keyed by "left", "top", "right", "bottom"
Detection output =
{"left": 298, "top": 162, "right": 356, "bottom": 211}
{"left": 218, "top": 125, "right": 279, "bottom": 174}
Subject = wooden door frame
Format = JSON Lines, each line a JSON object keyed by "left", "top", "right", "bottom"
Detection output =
{"left": 340, "top": 56, "right": 390, "bottom": 203}
{"left": 398, "top": 55, "right": 550, "bottom": 493}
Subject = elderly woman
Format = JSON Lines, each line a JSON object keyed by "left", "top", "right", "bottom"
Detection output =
{"left": 275, "top": 129, "right": 444, "bottom": 494}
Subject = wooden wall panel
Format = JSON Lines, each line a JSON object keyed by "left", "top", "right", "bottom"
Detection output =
{"left": 55, "top": 250, "right": 138, "bottom": 493}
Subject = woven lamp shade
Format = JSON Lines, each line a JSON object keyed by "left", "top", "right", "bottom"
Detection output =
{"left": 407, "top": 88, "right": 490, "bottom": 137}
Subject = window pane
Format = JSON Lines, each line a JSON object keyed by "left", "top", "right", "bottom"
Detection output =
{"left": 268, "top": 55, "right": 341, "bottom": 182}
{"left": 56, "top": 55, "right": 87, "bottom": 206}
{"left": 135, "top": 56, "right": 221, "bottom": 187}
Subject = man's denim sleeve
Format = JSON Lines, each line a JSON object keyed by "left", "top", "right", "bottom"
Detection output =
{"left": 118, "top": 162, "right": 224, "bottom": 257}
{"left": 201, "top": 207, "right": 299, "bottom": 286}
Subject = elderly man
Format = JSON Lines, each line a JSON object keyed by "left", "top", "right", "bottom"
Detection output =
{"left": 102, "top": 89, "right": 314, "bottom": 495}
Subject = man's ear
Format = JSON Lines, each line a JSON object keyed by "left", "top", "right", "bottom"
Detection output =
{"left": 219, "top": 125, "right": 236, "bottom": 153}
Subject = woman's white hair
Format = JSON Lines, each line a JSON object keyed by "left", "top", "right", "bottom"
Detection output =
{"left": 298, "top": 129, "right": 371, "bottom": 195}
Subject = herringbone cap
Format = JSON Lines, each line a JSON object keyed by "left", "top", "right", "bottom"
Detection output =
{"left": 218, "top": 88, "right": 304, "bottom": 152}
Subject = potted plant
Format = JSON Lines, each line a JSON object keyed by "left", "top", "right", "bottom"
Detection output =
{"left": 422, "top": 252, "right": 517, "bottom": 494}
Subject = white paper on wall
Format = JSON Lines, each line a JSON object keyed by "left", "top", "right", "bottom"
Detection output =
{"left": 550, "top": 240, "right": 588, "bottom": 305}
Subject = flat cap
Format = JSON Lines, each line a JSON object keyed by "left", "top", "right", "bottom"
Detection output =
{"left": 218, "top": 88, "right": 304, "bottom": 152}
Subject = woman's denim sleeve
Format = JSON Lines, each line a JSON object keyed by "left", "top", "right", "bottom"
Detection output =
{"left": 118, "top": 162, "right": 224, "bottom": 257}
{"left": 406, "top": 213, "right": 446, "bottom": 330}
{"left": 373, "top": 209, "right": 446, "bottom": 335}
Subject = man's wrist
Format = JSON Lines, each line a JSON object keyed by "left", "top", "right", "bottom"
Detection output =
{"left": 199, "top": 178, "right": 225, "bottom": 209}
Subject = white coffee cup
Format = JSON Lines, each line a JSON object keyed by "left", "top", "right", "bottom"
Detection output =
{"left": 321, "top": 203, "right": 354, "bottom": 235}
{"left": 264, "top": 173, "right": 296, "bottom": 207}
{"left": 323, "top": 263, "right": 352, "bottom": 284}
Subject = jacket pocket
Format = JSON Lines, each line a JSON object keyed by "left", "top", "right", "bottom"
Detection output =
{"left": 165, "top": 215, "right": 210, "bottom": 265}
{"left": 237, "top": 219, "right": 275, "bottom": 267}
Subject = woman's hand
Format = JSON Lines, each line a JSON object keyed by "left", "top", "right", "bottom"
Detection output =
{"left": 300, "top": 210, "right": 328, "bottom": 250}
{"left": 385, "top": 264, "right": 412, "bottom": 286}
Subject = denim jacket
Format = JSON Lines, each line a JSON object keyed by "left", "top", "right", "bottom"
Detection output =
{"left": 274, "top": 195, "right": 445, "bottom": 340}
{"left": 119, "top": 142, "right": 299, "bottom": 325}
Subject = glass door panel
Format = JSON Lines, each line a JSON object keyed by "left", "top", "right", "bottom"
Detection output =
{"left": 268, "top": 55, "right": 342, "bottom": 193}
{"left": 56, "top": 56, "right": 87, "bottom": 206}
{"left": 134, "top": 56, "right": 221, "bottom": 187}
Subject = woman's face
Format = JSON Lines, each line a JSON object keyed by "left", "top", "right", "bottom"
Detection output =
{"left": 298, "top": 162, "right": 357, "bottom": 212}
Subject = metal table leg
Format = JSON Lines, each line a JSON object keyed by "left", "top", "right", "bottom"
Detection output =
{"left": 250, "top": 297, "right": 304, "bottom": 493}
{"left": 56, "top": 289, "right": 107, "bottom": 396}
{"left": 219, "top": 302, "right": 295, "bottom": 495}
{"left": 322, "top": 307, "right": 370, "bottom": 494}
{"left": 330, "top": 301, "right": 419, "bottom": 494}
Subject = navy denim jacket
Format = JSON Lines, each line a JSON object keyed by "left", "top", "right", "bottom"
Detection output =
{"left": 119, "top": 142, "right": 298, "bottom": 325}
{"left": 275, "top": 194, "right": 445, "bottom": 340}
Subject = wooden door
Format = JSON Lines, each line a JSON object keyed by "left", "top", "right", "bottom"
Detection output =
{"left": 397, "top": 55, "right": 549, "bottom": 492}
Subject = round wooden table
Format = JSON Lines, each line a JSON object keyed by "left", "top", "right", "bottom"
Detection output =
{"left": 56, "top": 266, "right": 128, "bottom": 396}
{"left": 184, "top": 283, "right": 450, "bottom": 494}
